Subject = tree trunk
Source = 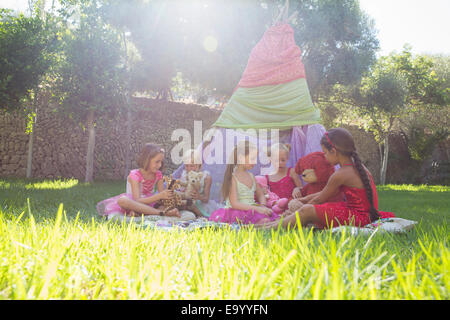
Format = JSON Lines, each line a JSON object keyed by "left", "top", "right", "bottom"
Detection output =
{"left": 380, "top": 135, "right": 390, "bottom": 185}
{"left": 26, "top": 119, "right": 34, "bottom": 178}
{"left": 122, "top": 31, "right": 132, "bottom": 180}
{"left": 85, "top": 110, "right": 96, "bottom": 183}
{"left": 26, "top": 91, "right": 38, "bottom": 178}
{"left": 124, "top": 107, "right": 131, "bottom": 180}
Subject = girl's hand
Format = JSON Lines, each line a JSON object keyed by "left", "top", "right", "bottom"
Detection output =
{"left": 159, "top": 190, "right": 174, "bottom": 200}
{"left": 298, "top": 196, "right": 308, "bottom": 203}
{"left": 190, "top": 190, "right": 201, "bottom": 200}
{"left": 254, "top": 206, "right": 273, "bottom": 216}
{"left": 292, "top": 187, "right": 302, "bottom": 199}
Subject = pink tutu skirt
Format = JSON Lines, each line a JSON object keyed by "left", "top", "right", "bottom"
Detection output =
{"left": 209, "top": 207, "right": 280, "bottom": 225}
{"left": 96, "top": 193, "right": 156, "bottom": 216}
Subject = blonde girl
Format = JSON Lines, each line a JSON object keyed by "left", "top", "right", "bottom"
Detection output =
{"left": 178, "top": 149, "right": 219, "bottom": 217}
{"left": 266, "top": 143, "right": 303, "bottom": 200}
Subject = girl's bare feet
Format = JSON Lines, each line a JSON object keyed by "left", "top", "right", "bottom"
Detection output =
{"left": 164, "top": 208, "right": 181, "bottom": 218}
{"left": 126, "top": 210, "right": 138, "bottom": 217}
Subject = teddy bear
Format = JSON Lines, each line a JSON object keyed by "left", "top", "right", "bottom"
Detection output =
{"left": 155, "top": 176, "right": 202, "bottom": 216}
{"left": 281, "top": 152, "right": 340, "bottom": 218}
{"left": 294, "top": 151, "right": 342, "bottom": 202}
{"left": 178, "top": 170, "right": 204, "bottom": 200}
{"left": 254, "top": 175, "right": 289, "bottom": 215}
{"left": 154, "top": 176, "right": 186, "bottom": 213}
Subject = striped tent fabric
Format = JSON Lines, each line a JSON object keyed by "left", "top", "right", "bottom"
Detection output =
{"left": 173, "top": 23, "right": 326, "bottom": 204}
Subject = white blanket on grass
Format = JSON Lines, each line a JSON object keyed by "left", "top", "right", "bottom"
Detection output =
{"left": 331, "top": 218, "right": 418, "bottom": 235}
{"left": 105, "top": 213, "right": 416, "bottom": 235}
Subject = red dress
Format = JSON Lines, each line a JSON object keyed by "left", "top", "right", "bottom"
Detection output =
{"left": 313, "top": 168, "right": 395, "bottom": 229}
{"left": 266, "top": 168, "right": 297, "bottom": 200}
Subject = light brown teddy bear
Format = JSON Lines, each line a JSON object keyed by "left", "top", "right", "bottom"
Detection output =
{"left": 179, "top": 170, "right": 204, "bottom": 200}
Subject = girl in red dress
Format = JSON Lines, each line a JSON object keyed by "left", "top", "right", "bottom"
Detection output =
{"left": 266, "top": 143, "right": 303, "bottom": 201}
{"left": 260, "top": 128, "right": 395, "bottom": 229}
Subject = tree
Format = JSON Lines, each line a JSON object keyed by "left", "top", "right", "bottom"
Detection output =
{"left": 0, "top": 6, "right": 59, "bottom": 178}
{"left": 398, "top": 54, "right": 449, "bottom": 183}
{"left": 98, "top": 0, "right": 378, "bottom": 102}
{"left": 287, "top": 0, "right": 379, "bottom": 101}
{"left": 55, "top": 0, "right": 125, "bottom": 182}
{"left": 0, "top": 8, "right": 56, "bottom": 110}
{"left": 331, "top": 47, "right": 448, "bottom": 184}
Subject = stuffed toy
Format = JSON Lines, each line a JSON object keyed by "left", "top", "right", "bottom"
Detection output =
{"left": 255, "top": 175, "right": 289, "bottom": 214}
{"left": 294, "top": 151, "right": 343, "bottom": 202}
{"left": 282, "top": 198, "right": 304, "bottom": 217}
{"left": 155, "top": 176, "right": 194, "bottom": 214}
{"left": 178, "top": 170, "right": 204, "bottom": 200}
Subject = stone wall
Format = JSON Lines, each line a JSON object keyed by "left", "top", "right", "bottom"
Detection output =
{"left": 0, "top": 97, "right": 221, "bottom": 180}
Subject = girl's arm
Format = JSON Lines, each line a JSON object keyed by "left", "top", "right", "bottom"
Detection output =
{"left": 308, "top": 171, "right": 344, "bottom": 205}
{"left": 228, "top": 177, "right": 272, "bottom": 215}
{"left": 129, "top": 178, "right": 166, "bottom": 205}
{"left": 228, "top": 177, "right": 253, "bottom": 211}
{"left": 298, "top": 192, "right": 320, "bottom": 203}
{"left": 255, "top": 183, "right": 267, "bottom": 206}
{"left": 290, "top": 168, "right": 303, "bottom": 198}
{"left": 198, "top": 175, "right": 212, "bottom": 203}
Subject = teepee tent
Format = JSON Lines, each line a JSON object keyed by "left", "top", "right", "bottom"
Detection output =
{"left": 173, "top": 16, "right": 326, "bottom": 204}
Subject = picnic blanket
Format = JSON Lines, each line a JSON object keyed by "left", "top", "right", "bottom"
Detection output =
{"left": 330, "top": 218, "right": 418, "bottom": 235}
{"left": 105, "top": 213, "right": 416, "bottom": 235}
{"left": 105, "top": 213, "right": 240, "bottom": 232}
{"left": 140, "top": 218, "right": 241, "bottom": 232}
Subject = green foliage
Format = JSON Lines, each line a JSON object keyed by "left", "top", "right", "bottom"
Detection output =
{"left": 292, "top": 0, "right": 379, "bottom": 99}
{"left": 100, "top": 0, "right": 378, "bottom": 99}
{"left": 53, "top": 0, "right": 125, "bottom": 122}
{"left": 0, "top": 178, "right": 448, "bottom": 299}
{"left": 0, "top": 9, "right": 59, "bottom": 111}
{"left": 332, "top": 48, "right": 448, "bottom": 141}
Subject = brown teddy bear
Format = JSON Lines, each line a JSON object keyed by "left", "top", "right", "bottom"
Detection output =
{"left": 154, "top": 176, "right": 186, "bottom": 214}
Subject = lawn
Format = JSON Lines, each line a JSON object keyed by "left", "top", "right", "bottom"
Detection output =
{"left": 0, "top": 178, "right": 448, "bottom": 299}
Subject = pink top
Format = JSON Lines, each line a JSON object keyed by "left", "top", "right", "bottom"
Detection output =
{"left": 266, "top": 168, "right": 297, "bottom": 200}
{"left": 127, "top": 169, "right": 163, "bottom": 196}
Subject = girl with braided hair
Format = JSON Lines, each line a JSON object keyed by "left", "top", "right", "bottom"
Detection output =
{"left": 260, "top": 128, "right": 395, "bottom": 229}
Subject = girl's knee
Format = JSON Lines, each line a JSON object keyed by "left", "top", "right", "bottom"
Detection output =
{"left": 117, "top": 196, "right": 130, "bottom": 208}
{"left": 297, "top": 205, "right": 317, "bottom": 222}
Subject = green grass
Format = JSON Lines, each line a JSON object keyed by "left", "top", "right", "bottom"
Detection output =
{"left": 0, "top": 178, "right": 448, "bottom": 299}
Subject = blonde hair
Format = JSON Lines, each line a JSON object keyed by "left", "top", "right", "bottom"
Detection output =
{"left": 221, "top": 141, "right": 256, "bottom": 201}
{"left": 183, "top": 149, "right": 202, "bottom": 166}
{"left": 267, "top": 143, "right": 291, "bottom": 157}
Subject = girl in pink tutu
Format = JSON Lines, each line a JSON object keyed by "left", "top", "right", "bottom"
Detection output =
{"left": 209, "top": 141, "right": 280, "bottom": 225}
{"left": 266, "top": 143, "right": 303, "bottom": 201}
{"left": 254, "top": 175, "right": 289, "bottom": 215}
{"left": 96, "top": 143, "right": 181, "bottom": 219}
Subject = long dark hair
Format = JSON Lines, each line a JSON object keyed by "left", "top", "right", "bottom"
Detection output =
{"left": 321, "top": 128, "right": 380, "bottom": 222}
{"left": 221, "top": 140, "right": 255, "bottom": 201}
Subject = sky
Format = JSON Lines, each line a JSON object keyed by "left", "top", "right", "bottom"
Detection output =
{"left": 2, "top": 0, "right": 450, "bottom": 56}
{"left": 359, "top": 0, "right": 450, "bottom": 56}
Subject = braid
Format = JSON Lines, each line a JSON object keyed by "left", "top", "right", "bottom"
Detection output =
{"left": 352, "top": 151, "right": 380, "bottom": 222}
